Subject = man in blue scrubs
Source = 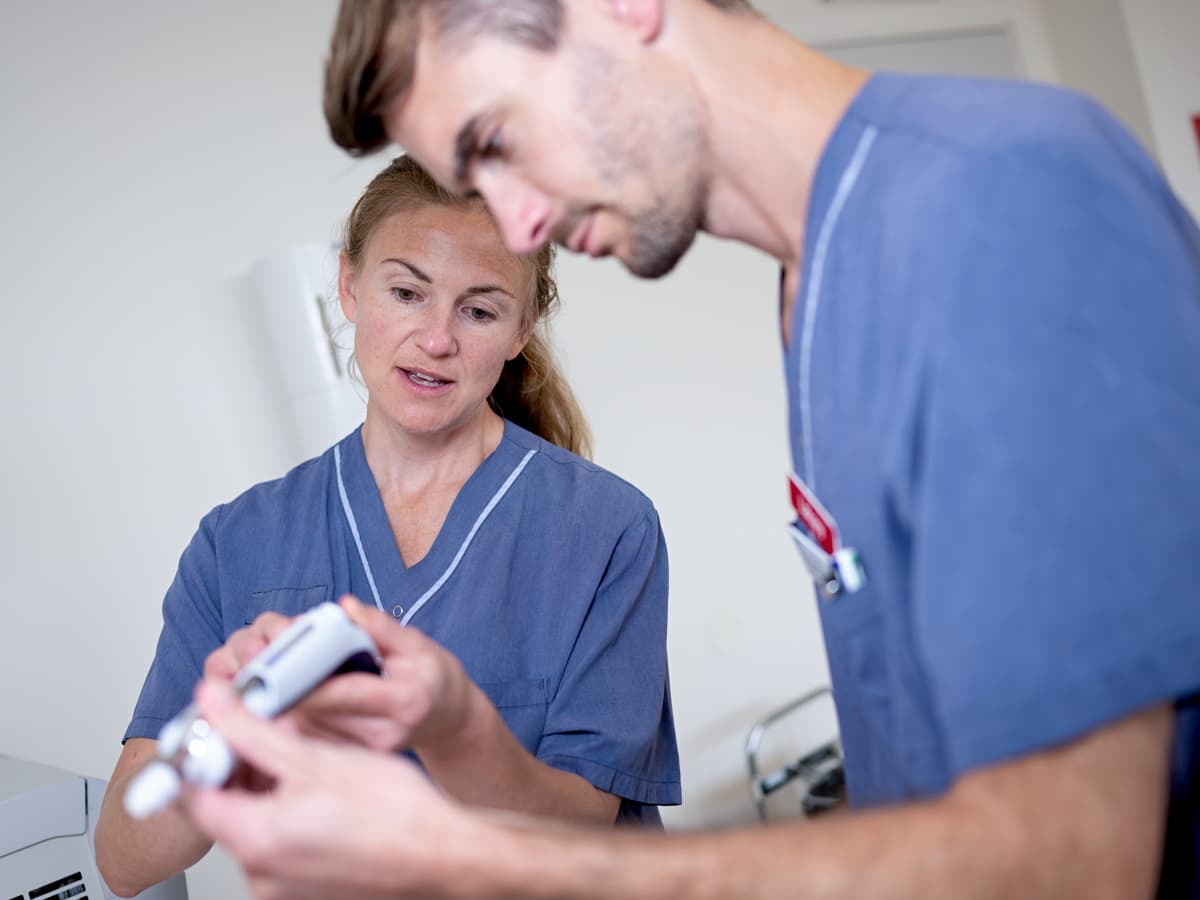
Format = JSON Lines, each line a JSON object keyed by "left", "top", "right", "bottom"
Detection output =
{"left": 186, "top": 1, "right": 1200, "bottom": 897}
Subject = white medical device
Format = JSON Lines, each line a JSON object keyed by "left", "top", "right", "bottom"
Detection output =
{"left": 0, "top": 755, "right": 187, "bottom": 900}
{"left": 124, "top": 602, "right": 382, "bottom": 820}
{"left": 248, "top": 242, "right": 364, "bottom": 462}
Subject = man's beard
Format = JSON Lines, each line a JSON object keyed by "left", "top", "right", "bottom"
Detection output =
{"left": 569, "top": 43, "right": 709, "bottom": 279}
{"left": 623, "top": 195, "right": 704, "bottom": 279}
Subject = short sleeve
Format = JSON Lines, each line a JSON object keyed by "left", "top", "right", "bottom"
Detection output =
{"left": 911, "top": 145, "right": 1200, "bottom": 777}
{"left": 537, "top": 509, "right": 681, "bottom": 813}
{"left": 124, "top": 508, "right": 226, "bottom": 741}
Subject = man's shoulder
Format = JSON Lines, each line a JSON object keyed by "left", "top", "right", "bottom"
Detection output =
{"left": 852, "top": 73, "right": 1160, "bottom": 201}
{"left": 856, "top": 74, "right": 1114, "bottom": 150}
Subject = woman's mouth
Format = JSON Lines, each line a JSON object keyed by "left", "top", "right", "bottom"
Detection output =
{"left": 400, "top": 367, "right": 451, "bottom": 389}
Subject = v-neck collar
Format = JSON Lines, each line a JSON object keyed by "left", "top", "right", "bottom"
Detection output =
{"left": 334, "top": 421, "right": 537, "bottom": 619}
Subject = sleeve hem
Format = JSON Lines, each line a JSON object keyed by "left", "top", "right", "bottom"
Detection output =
{"left": 940, "top": 633, "right": 1200, "bottom": 777}
{"left": 539, "top": 753, "right": 682, "bottom": 806}
{"left": 123, "top": 715, "right": 171, "bottom": 743}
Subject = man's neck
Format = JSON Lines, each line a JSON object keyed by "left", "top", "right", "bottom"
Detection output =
{"left": 670, "top": 7, "right": 869, "bottom": 271}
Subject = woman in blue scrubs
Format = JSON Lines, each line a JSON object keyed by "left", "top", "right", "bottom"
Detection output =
{"left": 94, "top": 156, "right": 680, "bottom": 898}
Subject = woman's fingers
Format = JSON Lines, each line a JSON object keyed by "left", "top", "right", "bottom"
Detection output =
{"left": 203, "top": 611, "right": 296, "bottom": 679}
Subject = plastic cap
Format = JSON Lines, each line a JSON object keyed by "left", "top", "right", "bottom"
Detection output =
{"left": 124, "top": 761, "right": 181, "bottom": 820}
{"left": 180, "top": 730, "right": 236, "bottom": 788}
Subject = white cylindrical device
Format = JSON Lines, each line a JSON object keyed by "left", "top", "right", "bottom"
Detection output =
{"left": 124, "top": 603, "right": 381, "bottom": 819}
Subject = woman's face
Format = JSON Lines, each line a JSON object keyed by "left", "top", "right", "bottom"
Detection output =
{"left": 340, "top": 203, "right": 532, "bottom": 441}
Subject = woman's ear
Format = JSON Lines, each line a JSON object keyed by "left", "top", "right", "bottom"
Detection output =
{"left": 338, "top": 251, "right": 358, "bottom": 324}
{"left": 507, "top": 323, "right": 535, "bottom": 362}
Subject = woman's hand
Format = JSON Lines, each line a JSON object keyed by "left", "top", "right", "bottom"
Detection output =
{"left": 285, "top": 596, "right": 477, "bottom": 755}
{"left": 203, "top": 611, "right": 295, "bottom": 681}
{"left": 198, "top": 596, "right": 618, "bottom": 827}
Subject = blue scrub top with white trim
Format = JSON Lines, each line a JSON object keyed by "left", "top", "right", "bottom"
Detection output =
{"left": 126, "top": 419, "right": 681, "bottom": 824}
{"left": 787, "top": 72, "right": 1200, "bottom": 892}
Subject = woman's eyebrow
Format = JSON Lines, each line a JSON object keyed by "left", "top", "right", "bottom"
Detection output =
{"left": 381, "top": 258, "right": 433, "bottom": 282}
{"left": 383, "top": 258, "right": 514, "bottom": 300}
{"left": 463, "top": 284, "right": 515, "bottom": 300}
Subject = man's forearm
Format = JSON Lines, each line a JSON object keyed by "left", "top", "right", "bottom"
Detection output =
{"left": 453, "top": 705, "right": 1170, "bottom": 900}
{"left": 469, "top": 799, "right": 1000, "bottom": 900}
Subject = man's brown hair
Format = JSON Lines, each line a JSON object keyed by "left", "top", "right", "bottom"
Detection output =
{"left": 323, "top": 0, "right": 752, "bottom": 156}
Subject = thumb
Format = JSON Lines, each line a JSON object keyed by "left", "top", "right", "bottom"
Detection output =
{"left": 339, "top": 594, "right": 420, "bottom": 658}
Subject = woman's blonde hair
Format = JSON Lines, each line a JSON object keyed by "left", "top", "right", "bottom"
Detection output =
{"left": 342, "top": 155, "right": 592, "bottom": 458}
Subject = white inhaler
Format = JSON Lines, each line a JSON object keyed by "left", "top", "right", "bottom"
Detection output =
{"left": 124, "top": 602, "right": 381, "bottom": 819}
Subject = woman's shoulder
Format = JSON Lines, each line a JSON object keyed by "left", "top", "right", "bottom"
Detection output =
{"left": 201, "top": 439, "right": 340, "bottom": 534}
{"left": 501, "top": 421, "right": 658, "bottom": 522}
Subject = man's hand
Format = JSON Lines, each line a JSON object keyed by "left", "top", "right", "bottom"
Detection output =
{"left": 187, "top": 679, "right": 483, "bottom": 900}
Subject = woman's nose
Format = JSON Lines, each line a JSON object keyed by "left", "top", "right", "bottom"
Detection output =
{"left": 413, "top": 308, "right": 457, "bottom": 356}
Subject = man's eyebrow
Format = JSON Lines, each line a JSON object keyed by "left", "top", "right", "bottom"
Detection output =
{"left": 453, "top": 114, "right": 483, "bottom": 186}
{"left": 381, "top": 258, "right": 432, "bottom": 282}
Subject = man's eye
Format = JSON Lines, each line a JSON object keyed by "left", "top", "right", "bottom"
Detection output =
{"left": 479, "top": 132, "right": 505, "bottom": 159}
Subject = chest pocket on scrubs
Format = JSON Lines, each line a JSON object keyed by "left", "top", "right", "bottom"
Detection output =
{"left": 479, "top": 678, "right": 550, "bottom": 754}
{"left": 244, "top": 585, "right": 331, "bottom": 625}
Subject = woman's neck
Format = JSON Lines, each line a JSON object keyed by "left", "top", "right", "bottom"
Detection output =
{"left": 360, "top": 407, "right": 505, "bottom": 498}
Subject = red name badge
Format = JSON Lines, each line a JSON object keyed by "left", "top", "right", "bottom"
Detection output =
{"left": 787, "top": 472, "right": 868, "bottom": 598}
{"left": 788, "top": 473, "right": 838, "bottom": 555}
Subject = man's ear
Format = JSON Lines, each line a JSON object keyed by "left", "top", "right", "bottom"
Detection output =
{"left": 337, "top": 251, "right": 358, "bottom": 324}
{"left": 597, "top": 0, "right": 664, "bottom": 43}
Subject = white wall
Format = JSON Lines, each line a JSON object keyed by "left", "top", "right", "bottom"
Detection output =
{"left": 1028, "top": 0, "right": 1200, "bottom": 219}
{"left": 0, "top": 4, "right": 378, "bottom": 898}
{"left": 1118, "top": 0, "right": 1200, "bottom": 217}
{"left": 1, "top": 2, "right": 1195, "bottom": 899}
{"left": 1031, "top": 0, "right": 1158, "bottom": 155}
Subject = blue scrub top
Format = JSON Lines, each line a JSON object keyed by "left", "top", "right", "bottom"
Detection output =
{"left": 787, "top": 73, "right": 1200, "bottom": 892}
{"left": 127, "top": 419, "right": 681, "bottom": 824}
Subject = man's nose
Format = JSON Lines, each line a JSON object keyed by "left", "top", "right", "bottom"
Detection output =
{"left": 483, "top": 177, "right": 553, "bottom": 256}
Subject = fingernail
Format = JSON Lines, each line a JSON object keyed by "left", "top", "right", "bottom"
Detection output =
{"left": 340, "top": 594, "right": 365, "bottom": 621}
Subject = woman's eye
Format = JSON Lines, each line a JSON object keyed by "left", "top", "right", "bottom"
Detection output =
{"left": 392, "top": 287, "right": 419, "bottom": 303}
{"left": 464, "top": 306, "right": 496, "bottom": 323}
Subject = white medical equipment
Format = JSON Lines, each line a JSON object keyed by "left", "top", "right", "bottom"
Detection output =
{"left": 247, "top": 242, "right": 364, "bottom": 462}
{"left": 125, "top": 602, "right": 382, "bottom": 820}
{"left": 0, "top": 755, "right": 187, "bottom": 900}
{"left": 745, "top": 686, "right": 846, "bottom": 822}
